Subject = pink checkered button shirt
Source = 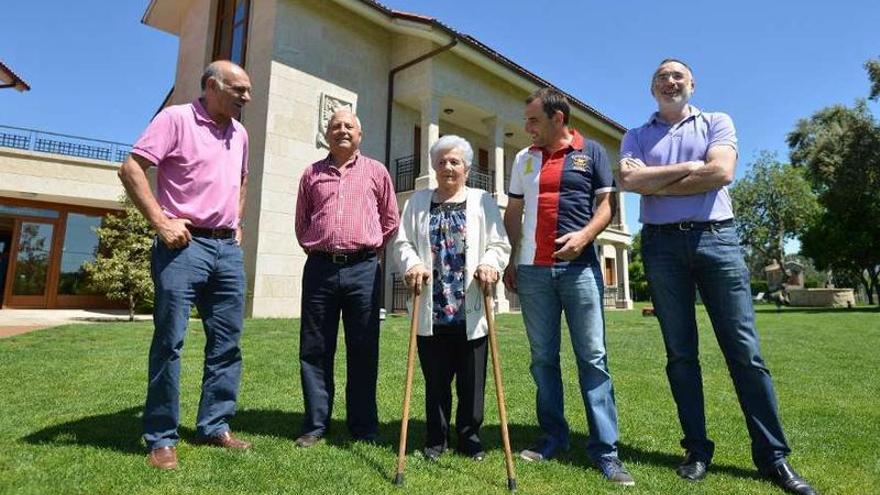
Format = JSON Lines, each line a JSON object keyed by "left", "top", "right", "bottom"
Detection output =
{"left": 295, "top": 152, "right": 399, "bottom": 253}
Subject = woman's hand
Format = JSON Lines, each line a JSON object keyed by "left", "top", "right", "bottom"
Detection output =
{"left": 404, "top": 264, "right": 431, "bottom": 296}
{"left": 474, "top": 264, "right": 499, "bottom": 295}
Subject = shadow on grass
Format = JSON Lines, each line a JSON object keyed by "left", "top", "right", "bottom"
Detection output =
{"left": 19, "top": 406, "right": 761, "bottom": 483}
{"left": 233, "top": 409, "right": 760, "bottom": 479}
{"left": 477, "top": 424, "right": 760, "bottom": 481}
{"left": 22, "top": 406, "right": 145, "bottom": 455}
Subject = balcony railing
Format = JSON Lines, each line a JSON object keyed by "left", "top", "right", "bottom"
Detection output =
{"left": 467, "top": 168, "right": 494, "bottom": 192}
{"left": 394, "top": 154, "right": 417, "bottom": 192}
{"left": 391, "top": 272, "right": 409, "bottom": 313}
{"left": 0, "top": 124, "right": 131, "bottom": 163}
{"left": 603, "top": 286, "right": 618, "bottom": 307}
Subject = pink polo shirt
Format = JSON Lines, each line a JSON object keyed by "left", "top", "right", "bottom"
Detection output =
{"left": 131, "top": 99, "right": 248, "bottom": 229}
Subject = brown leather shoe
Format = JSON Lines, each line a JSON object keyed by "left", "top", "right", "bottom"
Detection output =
{"left": 147, "top": 446, "right": 178, "bottom": 470}
{"left": 193, "top": 431, "right": 251, "bottom": 450}
{"left": 294, "top": 433, "right": 322, "bottom": 448}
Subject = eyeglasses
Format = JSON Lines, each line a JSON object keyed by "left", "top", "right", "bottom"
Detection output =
{"left": 226, "top": 84, "right": 252, "bottom": 97}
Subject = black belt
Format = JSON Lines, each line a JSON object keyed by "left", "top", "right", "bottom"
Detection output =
{"left": 310, "top": 250, "right": 376, "bottom": 265}
{"left": 186, "top": 225, "right": 236, "bottom": 239}
{"left": 645, "top": 218, "right": 735, "bottom": 232}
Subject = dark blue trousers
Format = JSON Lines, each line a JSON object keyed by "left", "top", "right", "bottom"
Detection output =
{"left": 299, "top": 253, "right": 381, "bottom": 440}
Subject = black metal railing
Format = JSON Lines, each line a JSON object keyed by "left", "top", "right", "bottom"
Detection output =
{"left": 616, "top": 281, "right": 628, "bottom": 308}
{"left": 467, "top": 168, "right": 494, "bottom": 192}
{"left": 0, "top": 124, "right": 131, "bottom": 163}
{"left": 394, "top": 154, "right": 417, "bottom": 192}
{"left": 391, "top": 273, "right": 409, "bottom": 313}
{"left": 505, "top": 287, "right": 520, "bottom": 311}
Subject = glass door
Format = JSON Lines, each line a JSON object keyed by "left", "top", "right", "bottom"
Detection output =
{"left": 7, "top": 220, "right": 55, "bottom": 308}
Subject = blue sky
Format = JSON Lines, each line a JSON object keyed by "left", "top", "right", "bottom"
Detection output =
{"left": 2, "top": 0, "right": 878, "bottom": 234}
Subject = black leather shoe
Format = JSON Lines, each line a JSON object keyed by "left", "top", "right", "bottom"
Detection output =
{"left": 759, "top": 460, "right": 818, "bottom": 495}
{"left": 294, "top": 433, "right": 322, "bottom": 448}
{"left": 676, "top": 452, "right": 709, "bottom": 481}
{"left": 469, "top": 450, "right": 486, "bottom": 461}
{"left": 423, "top": 445, "right": 445, "bottom": 461}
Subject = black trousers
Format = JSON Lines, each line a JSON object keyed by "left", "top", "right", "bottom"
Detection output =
{"left": 417, "top": 324, "right": 488, "bottom": 453}
{"left": 299, "top": 253, "right": 381, "bottom": 440}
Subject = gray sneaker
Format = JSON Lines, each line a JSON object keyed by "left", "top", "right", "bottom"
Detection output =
{"left": 518, "top": 439, "right": 561, "bottom": 462}
{"left": 519, "top": 447, "right": 546, "bottom": 462}
{"left": 596, "top": 456, "right": 635, "bottom": 486}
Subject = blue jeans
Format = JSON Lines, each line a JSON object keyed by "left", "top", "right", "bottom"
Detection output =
{"left": 642, "top": 223, "right": 790, "bottom": 469}
{"left": 516, "top": 263, "right": 620, "bottom": 462}
{"left": 143, "top": 236, "right": 246, "bottom": 450}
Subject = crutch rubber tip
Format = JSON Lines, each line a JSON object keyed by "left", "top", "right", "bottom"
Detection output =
{"left": 507, "top": 478, "right": 517, "bottom": 491}
{"left": 393, "top": 473, "right": 404, "bottom": 486}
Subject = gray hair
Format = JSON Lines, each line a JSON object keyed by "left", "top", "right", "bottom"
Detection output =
{"left": 200, "top": 60, "right": 248, "bottom": 93}
{"left": 200, "top": 61, "right": 226, "bottom": 92}
{"left": 429, "top": 135, "right": 473, "bottom": 168}
{"left": 327, "top": 108, "right": 363, "bottom": 132}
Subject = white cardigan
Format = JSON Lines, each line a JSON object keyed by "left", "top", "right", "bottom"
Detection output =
{"left": 392, "top": 187, "right": 511, "bottom": 341}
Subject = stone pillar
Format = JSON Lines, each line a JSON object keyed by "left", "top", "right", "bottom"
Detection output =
{"left": 483, "top": 116, "right": 510, "bottom": 312}
{"left": 417, "top": 95, "right": 440, "bottom": 190}
{"left": 616, "top": 244, "right": 634, "bottom": 309}
{"left": 483, "top": 116, "right": 506, "bottom": 198}
{"left": 615, "top": 191, "right": 627, "bottom": 231}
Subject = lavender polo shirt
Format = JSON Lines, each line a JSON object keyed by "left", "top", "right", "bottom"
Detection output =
{"left": 131, "top": 99, "right": 248, "bottom": 229}
{"left": 621, "top": 106, "right": 737, "bottom": 225}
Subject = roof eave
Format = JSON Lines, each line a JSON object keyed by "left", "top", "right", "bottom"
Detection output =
{"left": 141, "top": 0, "right": 185, "bottom": 36}
{"left": 338, "top": 0, "right": 626, "bottom": 137}
{"left": 0, "top": 61, "right": 31, "bottom": 92}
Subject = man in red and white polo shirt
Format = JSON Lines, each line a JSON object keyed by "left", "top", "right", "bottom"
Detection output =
{"left": 503, "top": 87, "right": 633, "bottom": 485}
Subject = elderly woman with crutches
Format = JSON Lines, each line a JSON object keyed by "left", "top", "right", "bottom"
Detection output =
{"left": 392, "top": 134, "right": 511, "bottom": 466}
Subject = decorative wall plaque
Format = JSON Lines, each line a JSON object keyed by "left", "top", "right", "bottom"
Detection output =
{"left": 316, "top": 93, "right": 354, "bottom": 149}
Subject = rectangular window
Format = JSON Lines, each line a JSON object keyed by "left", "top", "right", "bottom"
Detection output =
{"left": 604, "top": 257, "right": 616, "bottom": 286}
{"left": 12, "top": 222, "right": 54, "bottom": 296}
{"left": 57, "top": 213, "right": 104, "bottom": 296}
{"left": 478, "top": 148, "right": 489, "bottom": 170}
{"left": 213, "top": 0, "right": 250, "bottom": 66}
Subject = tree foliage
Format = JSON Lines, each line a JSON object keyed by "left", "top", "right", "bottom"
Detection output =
{"left": 867, "top": 57, "right": 880, "bottom": 101}
{"left": 627, "top": 232, "right": 649, "bottom": 302}
{"left": 83, "top": 196, "right": 154, "bottom": 320}
{"left": 730, "top": 151, "right": 820, "bottom": 276}
{"left": 786, "top": 59, "right": 880, "bottom": 303}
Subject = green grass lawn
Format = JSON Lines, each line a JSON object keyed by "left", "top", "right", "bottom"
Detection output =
{"left": 1, "top": 304, "right": 878, "bottom": 494}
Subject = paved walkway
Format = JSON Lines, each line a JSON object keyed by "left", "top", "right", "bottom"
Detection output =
{"left": 0, "top": 309, "right": 152, "bottom": 338}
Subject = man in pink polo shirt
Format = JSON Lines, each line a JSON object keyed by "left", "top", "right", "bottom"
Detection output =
{"left": 119, "top": 60, "right": 252, "bottom": 470}
{"left": 294, "top": 108, "right": 399, "bottom": 447}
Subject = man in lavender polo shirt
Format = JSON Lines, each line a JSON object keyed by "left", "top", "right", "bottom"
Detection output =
{"left": 618, "top": 59, "right": 816, "bottom": 495}
{"left": 119, "top": 60, "right": 252, "bottom": 470}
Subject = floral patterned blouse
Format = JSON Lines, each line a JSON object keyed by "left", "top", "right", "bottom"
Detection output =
{"left": 429, "top": 200, "right": 467, "bottom": 325}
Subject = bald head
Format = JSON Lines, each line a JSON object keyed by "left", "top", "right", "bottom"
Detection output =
{"left": 200, "top": 60, "right": 252, "bottom": 125}
{"left": 201, "top": 60, "right": 248, "bottom": 92}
